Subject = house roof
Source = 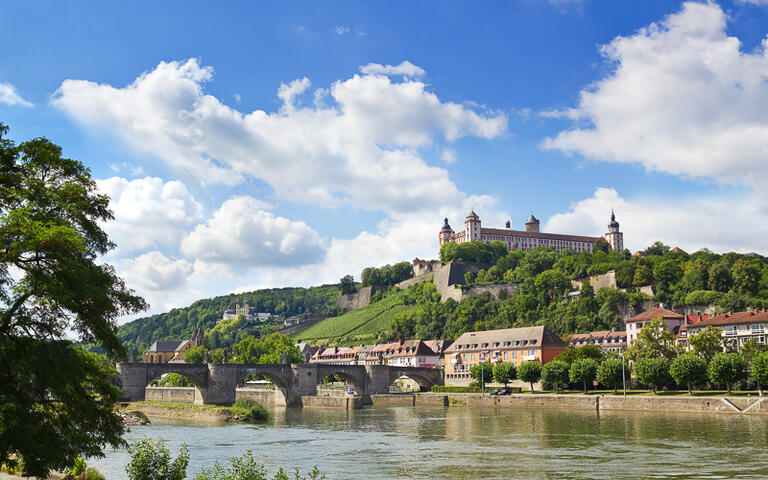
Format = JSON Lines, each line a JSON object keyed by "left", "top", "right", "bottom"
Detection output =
{"left": 625, "top": 306, "right": 684, "bottom": 323}
{"left": 445, "top": 326, "right": 567, "bottom": 353}
{"left": 690, "top": 311, "right": 768, "bottom": 328}
{"left": 569, "top": 330, "right": 626, "bottom": 342}
{"left": 146, "top": 340, "right": 183, "bottom": 353}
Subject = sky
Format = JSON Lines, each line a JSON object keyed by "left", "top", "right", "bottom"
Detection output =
{"left": 3, "top": 0, "right": 768, "bottom": 318}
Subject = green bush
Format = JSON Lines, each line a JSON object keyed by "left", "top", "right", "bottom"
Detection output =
{"left": 195, "top": 451, "right": 323, "bottom": 480}
{"left": 126, "top": 438, "right": 189, "bottom": 480}
{"left": 230, "top": 399, "right": 268, "bottom": 421}
{"left": 430, "top": 385, "right": 486, "bottom": 393}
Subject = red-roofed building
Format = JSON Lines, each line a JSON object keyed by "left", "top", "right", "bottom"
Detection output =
{"left": 625, "top": 306, "right": 685, "bottom": 347}
{"left": 569, "top": 330, "right": 627, "bottom": 353}
{"left": 681, "top": 311, "right": 768, "bottom": 351}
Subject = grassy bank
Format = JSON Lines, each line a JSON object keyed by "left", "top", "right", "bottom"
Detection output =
{"left": 123, "top": 401, "right": 268, "bottom": 423}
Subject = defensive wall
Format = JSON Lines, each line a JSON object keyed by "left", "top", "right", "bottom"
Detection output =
{"left": 335, "top": 285, "right": 387, "bottom": 312}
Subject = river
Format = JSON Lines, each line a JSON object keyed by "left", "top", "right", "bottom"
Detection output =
{"left": 92, "top": 406, "right": 768, "bottom": 479}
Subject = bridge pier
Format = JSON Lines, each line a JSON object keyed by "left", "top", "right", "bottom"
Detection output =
{"left": 116, "top": 362, "right": 149, "bottom": 402}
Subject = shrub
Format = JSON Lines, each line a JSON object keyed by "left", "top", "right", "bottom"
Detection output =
{"left": 518, "top": 361, "right": 542, "bottom": 393}
{"left": 634, "top": 358, "right": 669, "bottom": 394}
{"left": 195, "top": 451, "right": 323, "bottom": 480}
{"left": 541, "top": 361, "right": 569, "bottom": 392}
{"left": 126, "top": 438, "right": 189, "bottom": 480}
{"left": 230, "top": 399, "right": 268, "bottom": 421}
{"left": 569, "top": 359, "right": 599, "bottom": 394}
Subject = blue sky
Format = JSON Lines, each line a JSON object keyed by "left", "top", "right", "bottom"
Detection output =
{"left": 2, "top": 0, "right": 768, "bottom": 316}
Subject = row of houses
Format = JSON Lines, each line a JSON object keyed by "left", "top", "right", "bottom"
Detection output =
{"left": 309, "top": 340, "right": 452, "bottom": 367}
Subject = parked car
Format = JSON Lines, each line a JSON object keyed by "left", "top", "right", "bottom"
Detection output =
{"left": 490, "top": 388, "right": 510, "bottom": 396}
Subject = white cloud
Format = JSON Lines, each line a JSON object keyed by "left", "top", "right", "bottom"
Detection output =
{"left": 359, "top": 61, "right": 426, "bottom": 78}
{"left": 97, "top": 176, "right": 203, "bottom": 253}
{"left": 441, "top": 148, "right": 457, "bottom": 164}
{"left": 333, "top": 26, "right": 350, "bottom": 36}
{"left": 546, "top": 187, "right": 768, "bottom": 254}
{"left": 0, "top": 82, "right": 33, "bottom": 107}
{"left": 737, "top": 0, "right": 768, "bottom": 5}
{"left": 122, "top": 252, "right": 194, "bottom": 291}
{"left": 53, "top": 59, "right": 506, "bottom": 216}
{"left": 180, "top": 196, "right": 325, "bottom": 268}
{"left": 543, "top": 2, "right": 768, "bottom": 190}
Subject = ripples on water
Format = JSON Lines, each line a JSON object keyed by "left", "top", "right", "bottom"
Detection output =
{"left": 91, "top": 406, "right": 768, "bottom": 479}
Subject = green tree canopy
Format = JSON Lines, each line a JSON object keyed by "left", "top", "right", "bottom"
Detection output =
{"left": 339, "top": 275, "right": 356, "bottom": 294}
{"left": 625, "top": 318, "right": 681, "bottom": 361}
{"left": 541, "top": 360, "right": 570, "bottom": 392}
{"left": 470, "top": 361, "right": 493, "bottom": 390}
{"left": 555, "top": 345, "right": 604, "bottom": 364}
{"left": 634, "top": 357, "right": 670, "bottom": 394}
{"left": 0, "top": 125, "right": 147, "bottom": 477}
{"left": 669, "top": 354, "right": 707, "bottom": 394}
{"left": 569, "top": 358, "right": 599, "bottom": 393}
{"left": 517, "top": 361, "right": 542, "bottom": 393}
{"left": 232, "top": 333, "right": 303, "bottom": 364}
{"left": 687, "top": 326, "right": 723, "bottom": 361}
{"left": 750, "top": 351, "right": 768, "bottom": 395}
{"left": 492, "top": 362, "right": 516, "bottom": 388}
{"left": 708, "top": 353, "right": 749, "bottom": 395}
{"left": 596, "top": 358, "right": 625, "bottom": 394}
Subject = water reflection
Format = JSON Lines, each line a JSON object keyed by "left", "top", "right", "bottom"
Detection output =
{"left": 91, "top": 406, "right": 768, "bottom": 479}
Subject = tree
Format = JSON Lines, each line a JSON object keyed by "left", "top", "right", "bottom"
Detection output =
{"left": 0, "top": 125, "right": 147, "bottom": 477}
{"left": 156, "top": 373, "right": 193, "bottom": 387}
{"left": 518, "top": 361, "right": 542, "bottom": 393}
{"left": 232, "top": 333, "right": 303, "bottom": 364}
{"left": 126, "top": 438, "right": 189, "bottom": 480}
{"left": 534, "top": 270, "right": 570, "bottom": 304}
{"left": 634, "top": 357, "right": 669, "bottom": 394}
{"left": 569, "top": 358, "right": 599, "bottom": 394}
{"left": 708, "top": 263, "right": 732, "bottom": 292}
{"left": 632, "top": 265, "right": 654, "bottom": 286}
{"left": 555, "top": 345, "right": 604, "bottom": 364}
{"left": 470, "top": 361, "right": 493, "bottom": 390}
{"left": 731, "top": 259, "right": 761, "bottom": 296}
{"left": 751, "top": 352, "right": 768, "bottom": 396}
{"left": 184, "top": 345, "right": 208, "bottom": 364}
{"left": 708, "top": 353, "right": 748, "bottom": 395}
{"left": 741, "top": 337, "right": 768, "bottom": 362}
{"left": 492, "top": 362, "right": 516, "bottom": 388}
{"left": 339, "top": 274, "right": 356, "bottom": 294}
{"left": 596, "top": 358, "right": 625, "bottom": 394}
{"left": 687, "top": 326, "right": 723, "bottom": 362}
{"left": 541, "top": 361, "right": 570, "bottom": 392}
{"left": 624, "top": 317, "right": 681, "bottom": 361}
{"left": 669, "top": 355, "right": 707, "bottom": 395}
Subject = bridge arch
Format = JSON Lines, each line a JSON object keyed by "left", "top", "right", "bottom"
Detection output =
{"left": 233, "top": 366, "right": 295, "bottom": 406}
{"left": 388, "top": 367, "right": 442, "bottom": 392}
{"left": 144, "top": 364, "right": 210, "bottom": 404}
{"left": 316, "top": 365, "right": 367, "bottom": 395}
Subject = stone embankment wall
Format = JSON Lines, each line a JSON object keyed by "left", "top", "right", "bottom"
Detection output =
{"left": 146, "top": 387, "right": 286, "bottom": 406}
{"left": 335, "top": 285, "right": 386, "bottom": 312}
{"left": 277, "top": 317, "right": 325, "bottom": 336}
{"left": 301, "top": 395, "right": 363, "bottom": 409}
{"left": 571, "top": 271, "right": 617, "bottom": 291}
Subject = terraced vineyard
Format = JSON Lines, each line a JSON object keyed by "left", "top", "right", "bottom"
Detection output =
{"left": 290, "top": 292, "right": 407, "bottom": 341}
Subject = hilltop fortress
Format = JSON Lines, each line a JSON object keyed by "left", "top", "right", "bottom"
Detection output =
{"left": 439, "top": 210, "right": 624, "bottom": 253}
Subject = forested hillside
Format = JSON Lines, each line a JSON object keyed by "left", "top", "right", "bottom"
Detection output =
{"left": 118, "top": 285, "right": 340, "bottom": 352}
{"left": 294, "top": 242, "right": 768, "bottom": 345}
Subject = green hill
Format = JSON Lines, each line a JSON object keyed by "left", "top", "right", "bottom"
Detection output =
{"left": 290, "top": 290, "right": 412, "bottom": 344}
{"left": 118, "top": 285, "right": 340, "bottom": 353}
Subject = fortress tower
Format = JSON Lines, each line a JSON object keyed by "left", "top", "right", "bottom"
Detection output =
{"left": 605, "top": 210, "right": 624, "bottom": 251}
{"left": 525, "top": 213, "right": 540, "bottom": 233}
{"left": 439, "top": 218, "right": 453, "bottom": 246}
{"left": 465, "top": 210, "right": 481, "bottom": 241}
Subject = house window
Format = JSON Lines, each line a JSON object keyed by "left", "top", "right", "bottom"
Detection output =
{"left": 503, "top": 352, "right": 508, "bottom": 360}
{"left": 752, "top": 324, "right": 765, "bottom": 334}
{"left": 724, "top": 326, "right": 737, "bottom": 336}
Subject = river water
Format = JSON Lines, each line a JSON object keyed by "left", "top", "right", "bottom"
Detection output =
{"left": 92, "top": 406, "right": 768, "bottom": 479}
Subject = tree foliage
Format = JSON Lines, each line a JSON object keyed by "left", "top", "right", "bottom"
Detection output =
{"left": 517, "top": 361, "right": 542, "bottom": 393}
{"left": 625, "top": 318, "right": 681, "bottom": 361}
{"left": 708, "top": 353, "right": 749, "bottom": 395}
{"left": 596, "top": 358, "right": 625, "bottom": 394}
{"left": 669, "top": 354, "right": 707, "bottom": 394}
{"left": 361, "top": 262, "right": 413, "bottom": 287}
{"left": 751, "top": 352, "right": 768, "bottom": 395}
{"left": 492, "top": 362, "right": 516, "bottom": 387}
{"left": 0, "top": 125, "right": 147, "bottom": 477}
{"left": 687, "top": 326, "right": 723, "bottom": 362}
{"left": 469, "top": 361, "right": 493, "bottom": 389}
{"left": 634, "top": 357, "right": 670, "bottom": 394}
{"left": 232, "top": 333, "right": 303, "bottom": 364}
{"left": 541, "top": 360, "right": 570, "bottom": 392}
{"left": 569, "top": 358, "right": 599, "bottom": 393}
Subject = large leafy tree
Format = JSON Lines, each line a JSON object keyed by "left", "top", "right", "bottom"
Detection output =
{"left": 669, "top": 354, "right": 707, "bottom": 395}
{"left": 232, "top": 333, "right": 303, "bottom": 364}
{"left": 569, "top": 358, "right": 599, "bottom": 394}
{"left": 0, "top": 124, "right": 147, "bottom": 476}
{"left": 517, "top": 361, "right": 542, "bottom": 393}
{"left": 625, "top": 318, "right": 681, "bottom": 361}
{"left": 687, "top": 326, "right": 723, "bottom": 361}
{"left": 596, "top": 358, "right": 625, "bottom": 394}
{"left": 492, "top": 362, "right": 516, "bottom": 388}
{"left": 541, "top": 360, "right": 569, "bottom": 392}
{"left": 708, "top": 353, "right": 748, "bottom": 395}
{"left": 634, "top": 357, "right": 669, "bottom": 395}
{"left": 469, "top": 361, "right": 493, "bottom": 390}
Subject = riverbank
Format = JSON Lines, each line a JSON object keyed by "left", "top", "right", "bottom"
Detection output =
{"left": 123, "top": 402, "right": 233, "bottom": 422}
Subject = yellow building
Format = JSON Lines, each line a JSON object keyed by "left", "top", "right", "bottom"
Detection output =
{"left": 143, "top": 327, "right": 203, "bottom": 363}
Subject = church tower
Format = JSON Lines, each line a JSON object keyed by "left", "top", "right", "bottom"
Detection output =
{"left": 605, "top": 210, "right": 624, "bottom": 251}
{"left": 465, "top": 210, "right": 481, "bottom": 242}
{"left": 439, "top": 218, "right": 453, "bottom": 246}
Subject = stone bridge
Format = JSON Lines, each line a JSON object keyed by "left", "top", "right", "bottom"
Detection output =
{"left": 116, "top": 362, "right": 443, "bottom": 406}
